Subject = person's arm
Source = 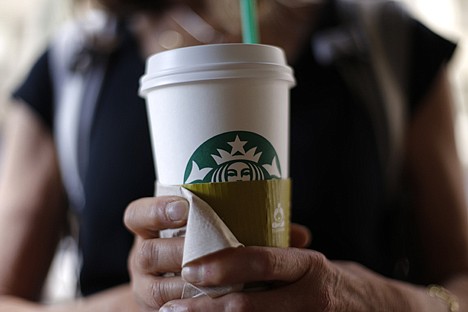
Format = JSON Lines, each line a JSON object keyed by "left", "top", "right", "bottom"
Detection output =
{"left": 124, "top": 66, "right": 468, "bottom": 311}
{"left": 0, "top": 102, "right": 140, "bottom": 312}
{"left": 0, "top": 285, "right": 138, "bottom": 312}
{"left": 406, "top": 65, "right": 468, "bottom": 306}
{"left": 0, "top": 101, "right": 67, "bottom": 302}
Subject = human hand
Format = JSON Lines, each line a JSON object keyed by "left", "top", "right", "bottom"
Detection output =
{"left": 158, "top": 247, "right": 402, "bottom": 312}
{"left": 124, "top": 196, "right": 188, "bottom": 311}
{"left": 124, "top": 196, "right": 314, "bottom": 311}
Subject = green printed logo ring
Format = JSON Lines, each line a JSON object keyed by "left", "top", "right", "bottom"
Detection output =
{"left": 184, "top": 131, "right": 282, "bottom": 184}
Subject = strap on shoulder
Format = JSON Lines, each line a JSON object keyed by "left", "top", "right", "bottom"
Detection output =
{"left": 49, "top": 10, "right": 117, "bottom": 211}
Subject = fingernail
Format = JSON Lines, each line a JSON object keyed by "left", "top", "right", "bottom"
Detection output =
{"left": 166, "top": 200, "right": 189, "bottom": 221}
{"left": 160, "top": 304, "right": 188, "bottom": 312}
{"left": 182, "top": 265, "right": 202, "bottom": 283}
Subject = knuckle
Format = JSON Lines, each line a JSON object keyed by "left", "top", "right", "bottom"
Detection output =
{"left": 150, "top": 277, "right": 183, "bottom": 309}
{"left": 148, "top": 201, "right": 164, "bottom": 227}
{"left": 149, "top": 280, "right": 168, "bottom": 309}
{"left": 130, "top": 272, "right": 161, "bottom": 311}
{"left": 309, "top": 253, "right": 338, "bottom": 312}
{"left": 149, "top": 197, "right": 186, "bottom": 228}
{"left": 259, "top": 248, "right": 281, "bottom": 279}
{"left": 134, "top": 274, "right": 182, "bottom": 310}
{"left": 145, "top": 279, "right": 166, "bottom": 309}
{"left": 311, "top": 252, "right": 328, "bottom": 272}
{"left": 226, "top": 293, "right": 255, "bottom": 312}
{"left": 260, "top": 247, "right": 295, "bottom": 280}
{"left": 135, "top": 239, "right": 158, "bottom": 272}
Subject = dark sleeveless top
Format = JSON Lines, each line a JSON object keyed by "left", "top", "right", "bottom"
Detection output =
{"left": 13, "top": 1, "right": 456, "bottom": 295}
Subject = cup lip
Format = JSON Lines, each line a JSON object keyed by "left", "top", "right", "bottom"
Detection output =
{"left": 147, "top": 43, "right": 286, "bottom": 65}
{"left": 139, "top": 43, "right": 296, "bottom": 96}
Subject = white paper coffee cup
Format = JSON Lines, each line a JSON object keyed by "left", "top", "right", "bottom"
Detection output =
{"left": 140, "top": 43, "right": 295, "bottom": 185}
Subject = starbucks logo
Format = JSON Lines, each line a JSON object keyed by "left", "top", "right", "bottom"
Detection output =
{"left": 184, "top": 131, "right": 282, "bottom": 184}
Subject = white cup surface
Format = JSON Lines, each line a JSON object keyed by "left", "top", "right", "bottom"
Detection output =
{"left": 140, "top": 44, "right": 295, "bottom": 185}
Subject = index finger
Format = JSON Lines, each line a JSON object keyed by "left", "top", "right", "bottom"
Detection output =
{"left": 124, "top": 196, "right": 189, "bottom": 239}
{"left": 182, "top": 247, "right": 326, "bottom": 286}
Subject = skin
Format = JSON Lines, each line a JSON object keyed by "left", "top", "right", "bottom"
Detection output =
{"left": 0, "top": 102, "right": 67, "bottom": 303}
{"left": 0, "top": 0, "right": 467, "bottom": 311}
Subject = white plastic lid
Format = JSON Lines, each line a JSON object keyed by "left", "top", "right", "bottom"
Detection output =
{"left": 139, "top": 43, "right": 295, "bottom": 96}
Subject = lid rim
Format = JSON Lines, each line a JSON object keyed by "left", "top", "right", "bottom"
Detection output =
{"left": 140, "top": 69, "right": 296, "bottom": 95}
{"left": 145, "top": 43, "right": 290, "bottom": 74}
{"left": 140, "top": 43, "right": 296, "bottom": 96}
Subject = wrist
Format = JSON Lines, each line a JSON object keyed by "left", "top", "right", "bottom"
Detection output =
{"left": 427, "top": 284, "right": 459, "bottom": 312}
{"left": 387, "top": 279, "right": 459, "bottom": 312}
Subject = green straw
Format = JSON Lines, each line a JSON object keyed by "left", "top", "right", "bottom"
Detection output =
{"left": 240, "top": 0, "right": 259, "bottom": 44}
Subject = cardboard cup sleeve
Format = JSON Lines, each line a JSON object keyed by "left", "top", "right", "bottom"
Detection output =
{"left": 156, "top": 179, "right": 291, "bottom": 298}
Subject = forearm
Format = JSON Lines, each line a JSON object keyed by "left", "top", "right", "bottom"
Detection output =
{"left": 48, "top": 285, "right": 138, "bottom": 312}
{"left": 0, "top": 285, "right": 137, "bottom": 312}
{"left": 0, "top": 296, "right": 45, "bottom": 312}
{"left": 0, "top": 103, "right": 68, "bottom": 299}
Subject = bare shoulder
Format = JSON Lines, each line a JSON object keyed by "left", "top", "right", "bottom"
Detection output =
{"left": 406, "top": 66, "right": 468, "bottom": 282}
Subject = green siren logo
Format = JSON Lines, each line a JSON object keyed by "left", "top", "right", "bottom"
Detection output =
{"left": 184, "top": 131, "right": 282, "bottom": 184}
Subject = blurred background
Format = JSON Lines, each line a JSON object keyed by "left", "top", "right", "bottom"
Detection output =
{"left": 0, "top": 0, "right": 72, "bottom": 121}
{"left": 0, "top": 0, "right": 467, "bottom": 161}
{"left": 0, "top": 0, "right": 467, "bottom": 303}
{"left": 404, "top": 0, "right": 468, "bottom": 167}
